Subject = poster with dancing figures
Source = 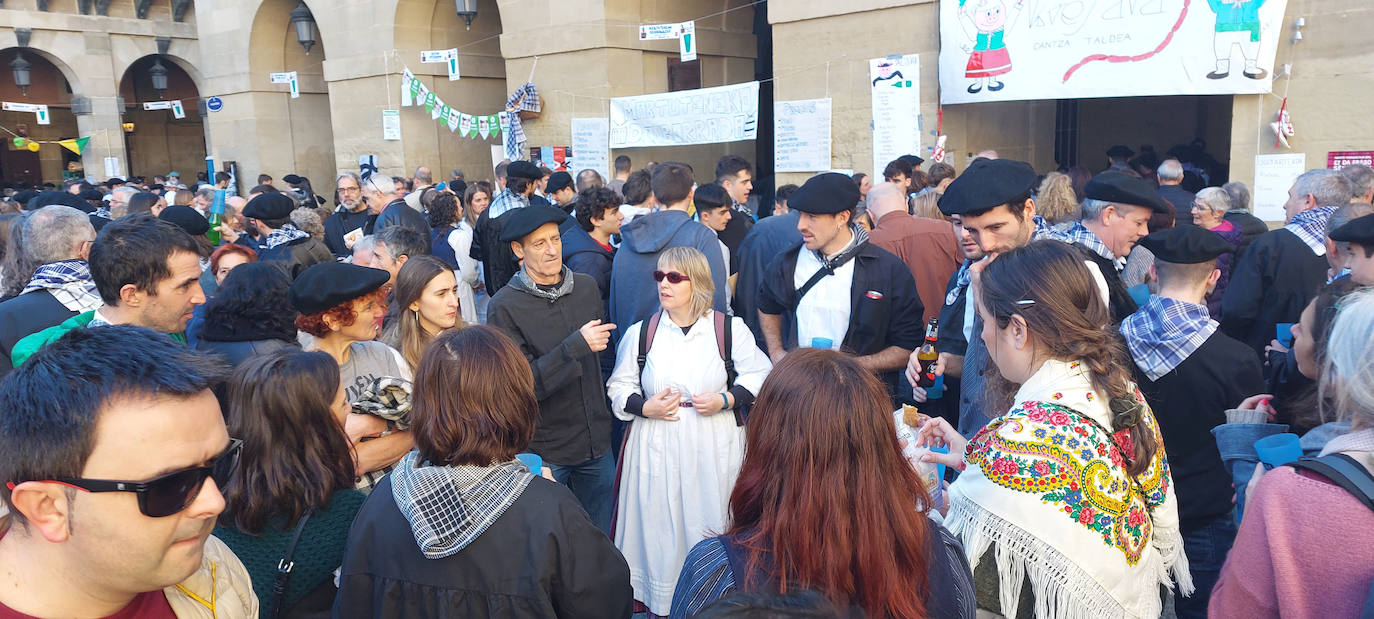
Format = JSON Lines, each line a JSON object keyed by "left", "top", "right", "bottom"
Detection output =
{"left": 938, "top": 0, "right": 1290, "bottom": 104}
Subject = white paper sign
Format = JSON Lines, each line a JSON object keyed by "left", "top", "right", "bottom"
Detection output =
{"left": 491, "top": 145, "right": 507, "bottom": 172}
{"left": 938, "top": 0, "right": 1290, "bottom": 104}
{"left": 288, "top": 72, "right": 299, "bottom": 99}
{"left": 103, "top": 157, "right": 121, "bottom": 178}
{"left": 34, "top": 105, "right": 48, "bottom": 125}
{"left": 679, "top": 21, "right": 697, "bottom": 62}
{"left": 2, "top": 101, "right": 41, "bottom": 113}
{"left": 1254, "top": 153, "right": 1307, "bottom": 223}
{"left": 869, "top": 54, "right": 921, "bottom": 177}
{"left": 382, "top": 109, "right": 401, "bottom": 141}
{"left": 610, "top": 81, "right": 759, "bottom": 148}
{"left": 570, "top": 118, "right": 611, "bottom": 180}
{"left": 142, "top": 101, "right": 173, "bottom": 110}
{"left": 448, "top": 55, "right": 460, "bottom": 81}
{"left": 171, "top": 100, "right": 185, "bottom": 119}
{"left": 774, "top": 98, "right": 832, "bottom": 173}
{"left": 269, "top": 72, "right": 293, "bottom": 84}
{"left": 420, "top": 49, "right": 457, "bottom": 63}
{"left": 639, "top": 23, "right": 682, "bottom": 40}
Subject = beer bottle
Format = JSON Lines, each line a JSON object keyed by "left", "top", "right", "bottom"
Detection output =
{"left": 915, "top": 318, "right": 939, "bottom": 388}
{"left": 205, "top": 189, "right": 226, "bottom": 246}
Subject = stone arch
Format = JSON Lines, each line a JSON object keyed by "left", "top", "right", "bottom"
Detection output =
{"left": 0, "top": 46, "right": 84, "bottom": 185}
{"left": 3, "top": 45, "right": 83, "bottom": 96}
{"left": 117, "top": 54, "right": 206, "bottom": 180}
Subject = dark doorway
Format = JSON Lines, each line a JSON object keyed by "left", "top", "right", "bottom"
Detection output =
{"left": 1056, "top": 95, "right": 1233, "bottom": 184}
{"left": 0, "top": 149, "right": 41, "bottom": 187}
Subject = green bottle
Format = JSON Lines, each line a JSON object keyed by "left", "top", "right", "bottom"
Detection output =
{"left": 206, "top": 189, "right": 225, "bottom": 246}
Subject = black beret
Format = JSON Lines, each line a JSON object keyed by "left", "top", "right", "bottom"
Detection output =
{"left": 1106, "top": 145, "right": 1134, "bottom": 158}
{"left": 1329, "top": 213, "right": 1374, "bottom": 245}
{"left": 281, "top": 174, "right": 303, "bottom": 185}
{"left": 1084, "top": 172, "right": 1172, "bottom": 214}
{"left": 788, "top": 172, "right": 862, "bottom": 215}
{"left": 79, "top": 188, "right": 104, "bottom": 202}
{"left": 546, "top": 171, "right": 574, "bottom": 194}
{"left": 242, "top": 193, "right": 296, "bottom": 220}
{"left": 938, "top": 158, "right": 1036, "bottom": 216}
{"left": 12, "top": 189, "right": 39, "bottom": 207}
{"left": 105, "top": 177, "right": 125, "bottom": 186}
{"left": 499, "top": 205, "right": 568, "bottom": 243}
{"left": 1138, "top": 225, "right": 1235, "bottom": 264}
{"left": 898, "top": 154, "right": 925, "bottom": 167}
{"left": 289, "top": 262, "right": 391, "bottom": 314}
{"left": 507, "top": 161, "right": 542, "bottom": 181}
{"left": 29, "top": 190, "right": 94, "bottom": 213}
{"left": 158, "top": 205, "right": 210, "bottom": 236}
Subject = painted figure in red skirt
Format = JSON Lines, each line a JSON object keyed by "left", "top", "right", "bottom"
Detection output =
{"left": 958, "top": 0, "right": 1025, "bottom": 94}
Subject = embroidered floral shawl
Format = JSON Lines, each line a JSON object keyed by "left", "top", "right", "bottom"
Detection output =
{"left": 945, "top": 359, "right": 1191, "bottom": 619}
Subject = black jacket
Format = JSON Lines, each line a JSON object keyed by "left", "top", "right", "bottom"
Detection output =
{"left": 561, "top": 226, "right": 614, "bottom": 303}
{"left": 486, "top": 271, "right": 613, "bottom": 465}
{"left": 472, "top": 208, "right": 521, "bottom": 295}
{"left": 372, "top": 198, "right": 432, "bottom": 239}
{"left": 258, "top": 236, "right": 334, "bottom": 280}
{"left": 717, "top": 207, "right": 755, "bottom": 273}
{"left": 1132, "top": 331, "right": 1264, "bottom": 531}
{"left": 324, "top": 207, "right": 375, "bottom": 258}
{"left": 757, "top": 242, "right": 923, "bottom": 393}
{"left": 1075, "top": 245, "right": 1138, "bottom": 324}
{"left": 731, "top": 212, "right": 802, "bottom": 351}
{"left": 1224, "top": 211, "right": 1269, "bottom": 260}
{"left": 0, "top": 290, "right": 76, "bottom": 374}
{"left": 1220, "top": 228, "right": 1329, "bottom": 355}
{"left": 334, "top": 475, "right": 633, "bottom": 619}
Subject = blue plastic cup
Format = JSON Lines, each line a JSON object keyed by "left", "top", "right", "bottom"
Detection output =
{"left": 1253, "top": 433, "right": 1302, "bottom": 468}
{"left": 1276, "top": 323, "right": 1295, "bottom": 349}
{"left": 810, "top": 337, "right": 833, "bottom": 349}
{"left": 515, "top": 452, "right": 543, "bottom": 475}
{"left": 926, "top": 374, "right": 945, "bottom": 400}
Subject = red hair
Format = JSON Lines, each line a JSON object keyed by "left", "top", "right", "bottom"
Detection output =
{"left": 209, "top": 243, "right": 258, "bottom": 274}
{"left": 294, "top": 288, "right": 387, "bottom": 337}
{"left": 727, "top": 348, "right": 932, "bottom": 616}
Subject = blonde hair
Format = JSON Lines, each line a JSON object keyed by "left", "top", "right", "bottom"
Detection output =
{"left": 657, "top": 246, "right": 714, "bottom": 318}
{"left": 1036, "top": 172, "right": 1082, "bottom": 225}
{"left": 910, "top": 191, "right": 946, "bottom": 221}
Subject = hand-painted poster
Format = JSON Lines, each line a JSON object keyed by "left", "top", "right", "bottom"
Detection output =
{"left": 938, "top": 0, "right": 1290, "bottom": 104}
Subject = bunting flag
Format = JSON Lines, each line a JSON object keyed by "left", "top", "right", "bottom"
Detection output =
{"left": 58, "top": 136, "right": 91, "bottom": 155}
{"left": 401, "top": 69, "right": 415, "bottom": 107}
{"left": 459, "top": 113, "right": 474, "bottom": 136}
{"left": 478, "top": 116, "right": 491, "bottom": 139}
{"left": 397, "top": 65, "right": 520, "bottom": 142}
{"left": 447, "top": 108, "right": 459, "bottom": 132}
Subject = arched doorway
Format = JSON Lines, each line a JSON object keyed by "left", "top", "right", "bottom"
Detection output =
{"left": 0, "top": 48, "right": 81, "bottom": 186}
{"left": 119, "top": 55, "right": 207, "bottom": 182}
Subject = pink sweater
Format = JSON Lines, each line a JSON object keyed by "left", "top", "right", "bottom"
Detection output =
{"left": 1210, "top": 466, "right": 1374, "bottom": 618}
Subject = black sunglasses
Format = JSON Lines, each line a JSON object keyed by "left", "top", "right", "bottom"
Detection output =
{"left": 653, "top": 270, "right": 690, "bottom": 284}
{"left": 11, "top": 438, "right": 243, "bottom": 518}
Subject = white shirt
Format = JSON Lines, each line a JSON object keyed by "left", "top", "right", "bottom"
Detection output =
{"left": 793, "top": 247, "right": 854, "bottom": 349}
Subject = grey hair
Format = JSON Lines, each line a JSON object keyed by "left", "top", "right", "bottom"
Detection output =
{"left": 1319, "top": 289, "right": 1374, "bottom": 429}
{"left": 111, "top": 186, "right": 138, "bottom": 203}
{"left": 367, "top": 173, "right": 396, "bottom": 196}
{"left": 1222, "top": 181, "right": 1251, "bottom": 213}
{"left": 1157, "top": 159, "right": 1184, "bottom": 182}
{"left": 1325, "top": 203, "right": 1374, "bottom": 255}
{"left": 1194, "top": 187, "right": 1230, "bottom": 215}
{"left": 1338, "top": 164, "right": 1374, "bottom": 200}
{"left": 413, "top": 167, "right": 433, "bottom": 185}
{"left": 336, "top": 172, "right": 361, "bottom": 187}
{"left": 23, "top": 206, "right": 95, "bottom": 265}
{"left": 353, "top": 234, "right": 376, "bottom": 256}
{"left": 290, "top": 207, "right": 324, "bottom": 240}
{"left": 195, "top": 186, "right": 216, "bottom": 202}
{"left": 1080, "top": 197, "right": 1137, "bottom": 220}
{"left": 1293, "top": 169, "right": 1354, "bottom": 208}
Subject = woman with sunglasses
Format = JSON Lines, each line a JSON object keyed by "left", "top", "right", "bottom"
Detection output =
{"left": 214, "top": 349, "right": 363, "bottom": 617}
{"left": 606, "top": 246, "right": 772, "bottom": 617}
{"left": 335, "top": 325, "right": 633, "bottom": 618}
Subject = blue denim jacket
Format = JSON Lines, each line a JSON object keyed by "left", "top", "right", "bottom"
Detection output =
{"left": 1212, "top": 418, "right": 1350, "bottom": 522}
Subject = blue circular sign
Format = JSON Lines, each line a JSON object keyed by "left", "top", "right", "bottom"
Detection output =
{"left": 206, "top": 96, "right": 223, "bottom": 112}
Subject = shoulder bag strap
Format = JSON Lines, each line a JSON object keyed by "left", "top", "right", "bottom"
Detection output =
{"left": 269, "top": 511, "right": 313, "bottom": 619}
{"left": 636, "top": 313, "right": 662, "bottom": 392}
{"left": 1289, "top": 454, "right": 1374, "bottom": 513}
{"left": 790, "top": 249, "right": 862, "bottom": 309}
{"left": 712, "top": 312, "right": 746, "bottom": 427}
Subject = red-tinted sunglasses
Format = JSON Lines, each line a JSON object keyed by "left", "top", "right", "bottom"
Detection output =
{"left": 653, "top": 270, "right": 690, "bottom": 284}
{"left": 7, "top": 438, "right": 242, "bottom": 518}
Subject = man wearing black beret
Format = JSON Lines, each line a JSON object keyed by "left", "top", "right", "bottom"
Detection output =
{"left": 485, "top": 205, "right": 619, "bottom": 533}
{"left": 1330, "top": 212, "right": 1374, "bottom": 285}
{"left": 1119, "top": 225, "right": 1262, "bottom": 616}
{"left": 1051, "top": 171, "right": 1169, "bottom": 323}
{"left": 243, "top": 192, "right": 333, "bottom": 279}
{"left": 756, "top": 172, "right": 924, "bottom": 399}
{"left": 471, "top": 160, "right": 544, "bottom": 295}
{"left": 921, "top": 157, "right": 1054, "bottom": 436}
{"left": 546, "top": 171, "right": 576, "bottom": 213}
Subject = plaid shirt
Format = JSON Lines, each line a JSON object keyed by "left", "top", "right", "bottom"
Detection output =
{"left": 1049, "top": 220, "right": 1116, "bottom": 264}
{"left": 1284, "top": 205, "right": 1337, "bottom": 256}
{"left": 504, "top": 82, "right": 540, "bottom": 160}
{"left": 487, "top": 187, "right": 530, "bottom": 219}
{"left": 1119, "top": 295, "right": 1218, "bottom": 381}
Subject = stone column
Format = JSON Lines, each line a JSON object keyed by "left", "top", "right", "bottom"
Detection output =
{"left": 73, "top": 95, "right": 131, "bottom": 179}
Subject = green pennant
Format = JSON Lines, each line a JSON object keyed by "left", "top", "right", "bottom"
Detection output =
{"left": 424, "top": 92, "right": 436, "bottom": 113}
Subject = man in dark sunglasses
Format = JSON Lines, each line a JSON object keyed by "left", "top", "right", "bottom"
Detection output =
{"left": 0, "top": 325, "right": 258, "bottom": 617}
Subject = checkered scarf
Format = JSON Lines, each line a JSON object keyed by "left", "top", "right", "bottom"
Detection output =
{"left": 1050, "top": 220, "right": 1116, "bottom": 263}
{"left": 352, "top": 376, "right": 413, "bottom": 492}
{"left": 943, "top": 217, "right": 1058, "bottom": 306}
{"left": 390, "top": 452, "right": 533, "bottom": 559}
{"left": 504, "top": 82, "right": 541, "bottom": 161}
{"left": 1284, "top": 205, "right": 1337, "bottom": 257}
{"left": 1119, "top": 295, "right": 1218, "bottom": 381}
{"left": 264, "top": 223, "right": 309, "bottom": 250}
{"left": 22, "top": 260, "right": 103, "bottom": 313}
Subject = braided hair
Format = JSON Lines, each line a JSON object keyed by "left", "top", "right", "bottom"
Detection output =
{"left": 979, "top": 239, "right": 1157, "bottom": 476}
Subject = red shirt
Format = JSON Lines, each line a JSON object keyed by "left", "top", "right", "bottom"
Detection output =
{"left": 0, "top": 590, "right": 176, "bottom": 619}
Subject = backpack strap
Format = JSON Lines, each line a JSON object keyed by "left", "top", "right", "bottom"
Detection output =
{"left": 636, "top": 312, "right": 662, "bottom": 392}
{"left": 268, "top": 510, "right": 313, "bottom": 619}
{"left": 1288, "top": 454, "right": 1374, "bottom": 513}
{"left": 713, "top": 312, "right": 746, "bottom": 427}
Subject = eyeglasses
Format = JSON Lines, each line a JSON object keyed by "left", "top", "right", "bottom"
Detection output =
{"left": 8, "top": 438, "right": 242, "bottom": 518}
{"left": 653, "top": 270, "right": 690, "bottom": 284}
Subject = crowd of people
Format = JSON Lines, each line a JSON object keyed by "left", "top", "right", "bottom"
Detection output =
{"left": 0, "top": 144, "right": 1371, "bottom": 619}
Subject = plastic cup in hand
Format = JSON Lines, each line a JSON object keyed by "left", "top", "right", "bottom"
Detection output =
{"left": 810, "top": 337, "right": 834, "bottom": 349}
{"left": 1276, "top": 323, "right": 1295, "bottom": 349}
{"left": 1253, "top": 433, "right": 1302, "bottom": 468}
{"left": 515, "top": 452, "right": 542, "bottom": 474}
{"left": 926, "top": 374, "right": 945, "bottom": 400}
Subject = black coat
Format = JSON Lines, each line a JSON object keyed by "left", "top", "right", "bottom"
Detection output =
{"left": 334, "top": 475, "right": 633, "bottom": 619}
{"left": 486, "top": 272, "right": 612, "bottom": 466}
{"left": 1224, "top": 211, "right": 1269, "bottom": 260}
{"left": 258, "top": 236, "right": 334, "bottom": 280}
{"left": 757, "top": 242, "right": 923, "bottom": 393}
{"left": 1075, "top": 245, "right": 1138, "bottom": 324}
{"left": 373, "top": 198, "right": 433, "bottom": 239}
{"left": 1131, "top": 331, "right": 1264, "bottom": 531}
{"left": 0, "top": 290, "right": 76, "bottom": 374}
{"left": 1220, "top": 228, "right": 1329, "bottom": 356}
{"left": 717, "top": 207, "right": 755, "bottom": 273}
{"left": 561, "top": 226, "right": 613, "bottom": 303}
{"left": 472, "top": 208, "right": 521, "bottom": 295}
{"left": 731, "top": 212, "right": 802, "bottom": 352}
{"left": 323, "top": 207, "right": 375, "bottom": 258}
